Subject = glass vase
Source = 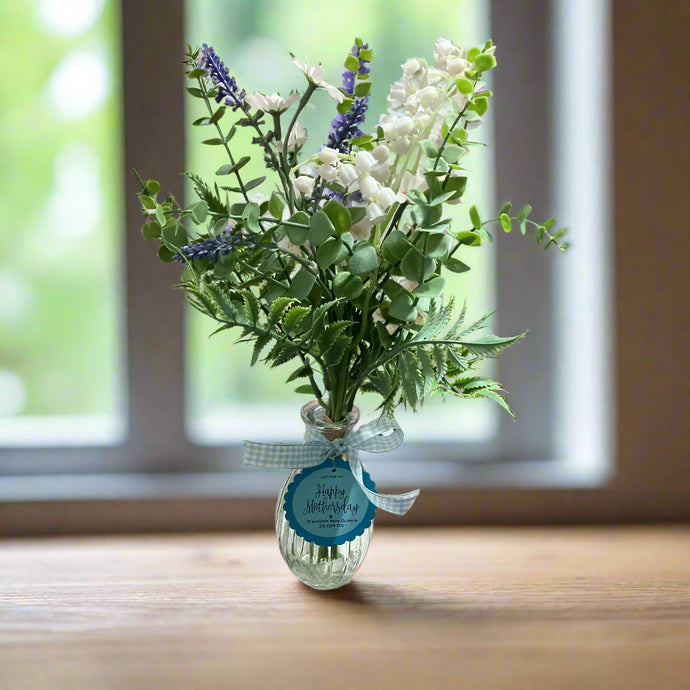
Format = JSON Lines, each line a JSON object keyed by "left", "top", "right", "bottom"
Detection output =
{"left": 275, "top": 400, "right": 373, "bottom": 590}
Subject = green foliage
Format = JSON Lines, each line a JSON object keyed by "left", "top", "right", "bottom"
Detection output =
{"left": 133, "top": 36, "right": 567, "bottom": 424}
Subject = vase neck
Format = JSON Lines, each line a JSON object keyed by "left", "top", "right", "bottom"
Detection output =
{"left": 301, "top": 400, "right": 360, "bottom": 441}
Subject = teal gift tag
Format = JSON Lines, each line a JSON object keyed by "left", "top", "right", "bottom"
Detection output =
{"left": 283, "top": 457, "right": 377, "bottom": 546}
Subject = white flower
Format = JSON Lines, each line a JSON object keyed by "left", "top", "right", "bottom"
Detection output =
{"left": 293, "top": 175, "right": 315, "bottom": 196}
{"left": 370, "top": 163, "right": 390, "bottom": 184}
{"left": 354, "top": 150, "right": 376, "bottom": 173}
{"left": 433, "top": 37, "right": 462, "bottom": 72}
{"left": 277, "top": 121, "right": 307, "bottom": 153}
{"left": 375, "top": 186, "right": 397, "bottom": 210}
{"left": 337, "top": 164, "right": 358, "bottom": 187}
{"left": 350, "top": 217, "right": 372, "bottom": 241}
{"left": 318, "top": 146, "right": 340, "bottom": 165}
{"left": 446, "top": 56, "right": 468, "bottom": 77}
{"left": 317, "top": 162, "right": 338, "bottom": 182}
{"left": 244, "top": 92, "right": 299, "bottom": 114}
{"left": 402, "top": 58, "right": 423, "bottom": 77}
{"left": 372, "top": 144, "right": 391, "bottom": 163}
{"left": 397, "top": 170, "right": 428, "bottom": 202}
{"left": 366, "top": 202, "right": 385, "bottom": 222}
{"left": 359, "top": 175, "right": 380, "bottom": 199}
{"left": 292, "top": 57, "right": 345, "bottom": 102}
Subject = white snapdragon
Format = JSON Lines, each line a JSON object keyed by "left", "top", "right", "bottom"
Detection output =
{"left": 292, "top": 57, "right": 345, "bottom": 102}
{"left": 366, "top": 202, "right": 385, "bottom": 223}
{"left": 244, "top": 92, "right": 299, "bottom": 114}
{"left": 276, "top": 121, "right": 307, "bottom": 153}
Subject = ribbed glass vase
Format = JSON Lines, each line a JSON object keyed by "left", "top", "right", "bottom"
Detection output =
{"left": 275, "top": 400, "right": 373, "bottom": 590}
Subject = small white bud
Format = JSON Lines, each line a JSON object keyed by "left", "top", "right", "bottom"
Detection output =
{"left": 366, "top": 202, "right": 385, "bottom": 222}
{"left": 293, "top": 176, "right": 315, "bottom": 195}
{"left": 359, "top": 175, "right": 380, "bottom": 199}
{"left": 372, "top": 144, "right": 390, "bottom": 163}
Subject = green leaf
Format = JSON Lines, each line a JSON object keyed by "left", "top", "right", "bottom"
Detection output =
{"left": 381, "top": 230, "right": 412, "bottom": 263}
{"left": 499, "top": 213, "right": 512, "bottom": 233}
{"left": 518, "top": 204, "right": 532, "bottom": 221}
{"left": 388, "top": 294, "right": 417, "bottom": 322}
{"left": 420, "top": 140, "right": 439, "bottom": 157}
{"left": 294, "top": 384, "right": 315, "bottom": 395}
{"left": 286, "top": 211, "right": 309, "bottom": 245}
{"left": 283, "top": 305, "right": 312, "bottom": 334}
{"left": 475, "top": 53, "right": 497, "bottom": 71}
{"left": 455, "top": 77, "right": 474, "bottom": 94}
{"left": 316, "top": 236, "right": 343, "bottom": 269}
{"left": 268, "top": 192, "right": 284, "bottom": 220}
{"left": 455, "top": 231, "right": 481, "bottom": 246}
{"left": 413, "top": 276, "right": 447, "bottom": 298}
{"left": 441, "top": 144, "right": 463, "bottom": 164}
{"left": 139, "top": 194, "right": 156, "bottom": 210}
{"left": 251, "top": 332, "right": 272, "bottom": 366}
{"left": 467, "top": 47, "right": 481, "bottom": 62}
{"left": 401, "top": 248, "right": 435, "bottom": 283}
{"left": 214, "top": 252, "right": 237, "bottom": 278}
{"left": 161, "top": 222, "right": 187, "bottom": 248}
{"left": 244, "top": 176, "right": 266, "bottom": 192}
{"left": 469, "top": 96, "right": 488, "bottom": 117}
{"left": 286, "top": 364, "right": 312, "bottom": 383}
{"left": 201, "top": 138, "right": 225, "bottom": 145}
{"left": 349, "top": 206, "right": 366, "bottom": 224}
{"left": 209, "top": 106, "right": 226, "bottom": 124}
{"left": 288, "top": 268, "right": 316, "bottom": 300}
{"left": 216, "top": 156, "right": 250, "bottom": 175}
{"left": 187, "top": 68, "right": 207, "bottom": 79}
{"left": 469, "top": 205, "right": 481, "bottom": 230}
{"left": 141, "top": 221, "right": 161, "bottom": 241}
{"left": 190, "top": 201, "right": 208, "bottom": 224}
{"left": 425, "top": 233, "right": 452, "bottom": 258}
{"left": 348, "top": 242, "right": 378, "bottom": 274}
{"left": 144, "top": 179, "right": 160, "bottom": 195}
{"left": 309, "top": 209, "right": 336, "bottom": 246}
{"left": 442, "top": 176, "right": 467, "bottom": 201}
{"left": 542, "top": 217, "right": 556, "bottom": 230}
{"left": 157, "top": 245, "right": 175, "bottom": 263}
{"left": 359, "top": 48, "right": 373, "bottom": 61}
{"left": 344, "top": 54, "right": 360, "bottom": 71}
{"left": 498, "top": 201, "right": 512, "bottom": 215}
{"left": 242, "top": 202, "right": 262, "bottom": 233}
{"left": 154, "top": 205, "right": 166, "bottom": 226}
{"left": 444, "top": 257, "right": 471, "bottom": 273}
{"left": 333, "top": 271, "right": 364, "bottom": 299}
{"left": 186, "top": 87, "right": 204, "bottom": 98}
{"left": 354, "top": 81, "right": 371, "bottom": 97}
{"left": 268, "top": 297, "right": 295, "bottom": 327}
{"left": 322, "top": 199, "right": 352, "bottom": 234}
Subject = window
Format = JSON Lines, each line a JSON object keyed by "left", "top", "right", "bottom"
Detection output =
{"left": 7, "top": 0, "right": 687, "bottom": 533}
{"left": 0, "top": 0, "right": 124, "bottom": 446}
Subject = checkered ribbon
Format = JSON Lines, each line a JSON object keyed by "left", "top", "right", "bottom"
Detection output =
{"left": 244, "top": 416, "right": 419, "bottom": 516}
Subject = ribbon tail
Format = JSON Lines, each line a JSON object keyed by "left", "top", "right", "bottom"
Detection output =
{"left": 244, "top": 441, "right": 328, "bottom": 469}
{"left": 349, "top": 454, "right": 419, "bottom": 516}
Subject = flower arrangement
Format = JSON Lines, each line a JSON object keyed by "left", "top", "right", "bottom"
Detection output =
{"left": 137, "top": 36, "right": 566, "bottom": 427}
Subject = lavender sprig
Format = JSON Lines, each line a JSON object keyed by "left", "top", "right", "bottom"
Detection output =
{"left": 326, "top": 43, "right": 372, "bottom": 152}
{"left": 199, "top": 44, "right": 245, "bottom": 110}
{"left": 175, "top": 231, "right": 258, "bottom": 265}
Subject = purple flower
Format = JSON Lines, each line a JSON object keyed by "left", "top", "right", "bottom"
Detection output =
{"left": 199, "top": 44, "right": 245, "bottom": 110}
{"left": 326, "top": 42, "right": 372, "bottom": 153}
{"left": 176, "top": 232, "right": 250, "bottom": 265}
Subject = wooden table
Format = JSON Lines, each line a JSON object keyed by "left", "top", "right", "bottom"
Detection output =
{"left": 1, "top": 527, "right": 689, "bottom": 689}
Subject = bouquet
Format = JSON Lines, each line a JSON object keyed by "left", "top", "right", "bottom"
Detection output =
{"left": 136, "top": 35, "right": 566, "bottom": 588}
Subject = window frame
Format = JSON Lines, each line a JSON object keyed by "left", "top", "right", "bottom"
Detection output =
{"left": 1, "top": 0, "right": 688, "bottom": 534}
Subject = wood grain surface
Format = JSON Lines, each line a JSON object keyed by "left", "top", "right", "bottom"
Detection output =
{"left": 1, "top": 527, "right": 689, "bottom": 689}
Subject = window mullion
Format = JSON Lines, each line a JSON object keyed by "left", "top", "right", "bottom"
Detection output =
{"left": 491, "top": 0, "right": 557, "bottom": 461}
{"left": 122, "top": 0, "right": 191, "bottom": 470}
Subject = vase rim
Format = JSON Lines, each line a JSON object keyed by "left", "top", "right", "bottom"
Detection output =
{"left": 300, "top": 400, "right": 360, "bottom": 436}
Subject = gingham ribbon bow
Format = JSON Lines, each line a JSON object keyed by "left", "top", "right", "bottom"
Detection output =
{"left": 244, "top": 417, "right": 419, "bottom": 516}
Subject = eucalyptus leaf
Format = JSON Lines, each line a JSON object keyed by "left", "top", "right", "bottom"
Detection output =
{"left": 309, "top": 210, "right": 336, "bottom": 246}
{"left": 348, "top": 242, "right": 378, "bottom": 274}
